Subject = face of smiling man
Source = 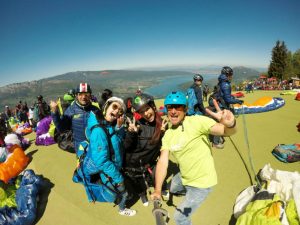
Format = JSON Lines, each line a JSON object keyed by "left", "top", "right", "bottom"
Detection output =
{"left": 76, "top": 92, "right": 91, "bottom": 106}
{"left": 104, "top": 102, "right": 123, "bottom": 122}
{"left": 166, "top": 104, "right": 186, "bottom": 126}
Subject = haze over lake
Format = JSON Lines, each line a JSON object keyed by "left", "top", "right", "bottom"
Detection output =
{"left": 144, "top": 74, "right": 218, "bottom": 98}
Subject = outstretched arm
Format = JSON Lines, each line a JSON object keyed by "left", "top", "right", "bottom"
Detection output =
{"left": 151, "top": 149, "right": 169, "bottom": 200}
{"left": 206, "top": 99, "right": 237, "bottom": 136}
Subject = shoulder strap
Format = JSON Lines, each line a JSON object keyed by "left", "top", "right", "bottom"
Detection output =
{"left": 90, "top": 124, "right": 116, "bottom": 160}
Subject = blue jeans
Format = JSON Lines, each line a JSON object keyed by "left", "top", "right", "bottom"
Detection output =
{"left": 117, "top": 184, "right": 128, "bottom": 210}
{"left": 170, "top": 173, "right": 212, "bottom": 225}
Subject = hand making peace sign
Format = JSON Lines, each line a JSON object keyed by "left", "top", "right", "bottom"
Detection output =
{"left": 126, "top": 117, "right": 140, "bottom": 133}
{"left": 205, "top": 99, "right": 235, "bottom": 128}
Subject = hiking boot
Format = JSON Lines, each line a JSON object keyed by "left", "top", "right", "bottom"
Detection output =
{"left": 213, "top": 143, "right": 224, "bottom": 149}
{"left": 118, "top": 208, "right": 136, "bottom": 216}
{"left": 140, "top": 194, "right": 149, "bottom": 206}
{"left": 162, "top": 191, "right": 170, "bottom": 201}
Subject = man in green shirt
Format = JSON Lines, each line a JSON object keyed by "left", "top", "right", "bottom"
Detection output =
{"left": 151, "top": 91, "right": 237, "bottom": 225}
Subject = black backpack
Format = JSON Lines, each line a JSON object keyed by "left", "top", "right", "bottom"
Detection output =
{"left": 54, "top": 129, "right": 75, "bottom": 153}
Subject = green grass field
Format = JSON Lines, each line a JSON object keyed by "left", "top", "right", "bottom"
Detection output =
{"left": 25, "top": 90, "right": 299, "bottom": 225}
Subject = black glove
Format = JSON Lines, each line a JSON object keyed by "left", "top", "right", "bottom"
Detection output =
{"left": 238, "top": 100, "right": 244, "bottom": 105}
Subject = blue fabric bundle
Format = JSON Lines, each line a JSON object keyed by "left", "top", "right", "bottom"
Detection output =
{"left": 0, "top": 169, "right": 43, "bottom": 225}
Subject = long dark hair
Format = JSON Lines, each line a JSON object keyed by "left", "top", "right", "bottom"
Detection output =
{"left": 146, "top": 102, "right": 163, "bottom": 145}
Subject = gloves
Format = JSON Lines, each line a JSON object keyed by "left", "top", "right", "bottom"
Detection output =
{"left": 238, "top": 100, "right": 244, "bottom": 105}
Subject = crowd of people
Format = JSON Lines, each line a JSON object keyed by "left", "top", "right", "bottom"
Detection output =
{"left": 0, "top": 66, "right": 241, "bottom": 224}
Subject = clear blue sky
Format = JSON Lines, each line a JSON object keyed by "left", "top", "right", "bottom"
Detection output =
{"left": 1, "top": 0, "right": 300, "bottom": 86}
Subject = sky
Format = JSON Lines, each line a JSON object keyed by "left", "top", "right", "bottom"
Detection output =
{"left": 1, "top": 0, "right": 300, "bottom": 86}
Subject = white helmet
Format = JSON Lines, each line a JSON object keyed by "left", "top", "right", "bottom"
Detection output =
{"left": 103, "top": 97, "right": 126, "bottom": 116}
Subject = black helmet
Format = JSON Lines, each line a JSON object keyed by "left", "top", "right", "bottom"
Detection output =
{"left": 221, "top": 66, "right": 233, "bottom": 76}
{"left": 37, "top": 95, "right": 43, "bottom": 101}
{"left": 193, "top": 74, "right": 203, "bottom": 81}
{"left": 76, "top": 83, "right": 92, "bottom": 94}
{"left": 132, "top": 93, "right": 154, "bottom": 112}
{"left": 68, "top": 89, "right": 76, "bottom": 96}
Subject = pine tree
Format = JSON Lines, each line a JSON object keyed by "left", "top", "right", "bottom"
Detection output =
{"left": 292, "top": 49, "right": 300, "bottom": 77}
{"left": 268, "top": 40, "right": 288, "bottom": 80}
{"left": 284, "top": 51, "right": 294, "bottom": 80}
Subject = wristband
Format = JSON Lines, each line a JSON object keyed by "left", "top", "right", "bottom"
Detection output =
{"left": 227, "top": 119, "right": 236, "bottom": 128}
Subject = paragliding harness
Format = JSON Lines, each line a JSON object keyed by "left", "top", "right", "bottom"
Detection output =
{"left": 123, "top": 161, "right": 155, "bottom": 196}
{"left": 208, "top": 83, "right": 235, "bottom": 113}
{"left": 74, "top": 124, "right": 123, "bottom": 205}
{"left": 54, "top": 129, "right": 75, "bottom": 153}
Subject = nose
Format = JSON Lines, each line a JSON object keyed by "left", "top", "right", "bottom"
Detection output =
{"left": 170, "top": 108, "right": 176, "bottom": 113}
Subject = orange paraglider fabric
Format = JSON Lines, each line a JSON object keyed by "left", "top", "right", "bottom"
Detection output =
{"left": 0, "top": 145, "right": 29, "bottom": 183}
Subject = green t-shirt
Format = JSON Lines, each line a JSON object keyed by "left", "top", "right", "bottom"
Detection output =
{"left": 162, "top": 116, "right": 217, "bottom": 188}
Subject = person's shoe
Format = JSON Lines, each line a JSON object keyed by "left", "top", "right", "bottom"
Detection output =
{"left": 213, "top": 143, "right": 224, "bottom": 149}
{"left": 140, "top": 194, "right": 149, "bottom": 206}
{"left": 118, "top": 208, "right": 136, "bottom": 216}
{"left": 161, "top": 191, "right": 170, "bottom": 201}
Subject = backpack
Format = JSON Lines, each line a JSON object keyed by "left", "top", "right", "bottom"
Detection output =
{"left": 54, "top": 129, "right": 75, "bottom": 153}
{"left": 186, "top": 87, "right": 198, "bottom": 115}
{"left": 272, "top": 144, "right": 300, "bottom": 163}
{"left": 73, "top": 124, "right": 122, "bottom": 204}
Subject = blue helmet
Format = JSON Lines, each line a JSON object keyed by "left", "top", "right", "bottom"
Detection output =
{"left": 164, "top": 91, "right": 187, "bottom": 107}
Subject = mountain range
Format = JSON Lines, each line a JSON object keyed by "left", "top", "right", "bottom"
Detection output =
{"left": 0, "top": 66, "right": 263, "bottom": 109}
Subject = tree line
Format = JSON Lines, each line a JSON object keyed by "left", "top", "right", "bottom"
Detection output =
{"left": 268, "top": 40, "right": 300, "bottom": 80}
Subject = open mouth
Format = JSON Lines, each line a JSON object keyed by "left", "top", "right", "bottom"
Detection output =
{"left": 110, "top": 112, "right": 118, "bottom": 120}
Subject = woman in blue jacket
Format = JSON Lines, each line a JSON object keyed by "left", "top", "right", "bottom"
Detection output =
{"left": 74, "top": 97, "right": 136, "bottom": 216}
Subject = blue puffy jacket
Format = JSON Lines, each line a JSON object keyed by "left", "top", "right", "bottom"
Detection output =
{"left": 218, "top": 74, "right": 242, "bottom": 108}
{"left": 51, "top": 101, "right": 99, "bottom": 151}
{"left": 82, "top": 111, "right": 125, "bottom": 185}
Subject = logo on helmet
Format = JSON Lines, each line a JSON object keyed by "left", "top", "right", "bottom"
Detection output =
{"left": 134, "top": 96, "right": 141, "bottom": 104}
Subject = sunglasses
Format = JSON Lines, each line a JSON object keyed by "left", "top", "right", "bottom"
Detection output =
{"left": 111, "top": 103, "right": 124, "bottom": 115}
{"left": 166, "top": 104, "right": 185, "bottom": 111}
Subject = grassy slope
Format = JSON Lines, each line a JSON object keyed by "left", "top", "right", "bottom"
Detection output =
{"left": 26, "top": 90, "right": 299, "bottom": 225}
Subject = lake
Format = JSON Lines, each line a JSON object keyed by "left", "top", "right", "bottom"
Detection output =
{"left": 144, "top": 74, "right": 218, "bottom": 98}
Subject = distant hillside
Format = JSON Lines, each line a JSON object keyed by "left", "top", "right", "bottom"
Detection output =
{"left": 0, "top": 67, "right": 263, "bottom": 109}
{"left": 0, "top": 70, "right": 193, "bottom": 109}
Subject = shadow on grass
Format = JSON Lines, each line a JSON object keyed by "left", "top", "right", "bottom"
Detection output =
{"left": 26, "top": 149, "right": 38, "bottom": 164}
{"left": 35, "top": 176, "right": 55, "bottom": 224}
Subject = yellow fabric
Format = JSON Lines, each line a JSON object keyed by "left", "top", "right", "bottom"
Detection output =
{"left": 236, "top": 194, "right": 283, "bottom": 225}
{"left": 234, "top": 96, "right": 273, "bottom": 107}
{"left": 286, "top": 199, "right": 300, "bottom": 225}
{"left": 264, "top": 201, "right": 282, "bottom": 218}
{"left": 162, "top": 116, "right": 217, "bottom": 188}
{"left": 57, "top": 98, "right": 63, "bottom": 115}
{"left": 48, "top": 121, "right": 56, "bottom": 137}
{"left": 91, "top": 102, "right": 100, "bottom": 109}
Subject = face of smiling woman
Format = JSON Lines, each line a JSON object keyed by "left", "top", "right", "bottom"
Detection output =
{"left": 104, "top": 102, "right": 123, "bottom": 122}
{"left": 138, "top": 105, "right": 155, "bottom": 123}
